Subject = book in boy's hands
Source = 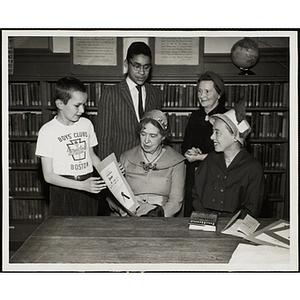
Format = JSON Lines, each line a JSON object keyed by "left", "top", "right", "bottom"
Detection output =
{"left": 188, "top": 211, "right": 218, "bottom": 231}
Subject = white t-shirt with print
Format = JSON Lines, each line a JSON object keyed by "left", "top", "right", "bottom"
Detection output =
{"left": 35, "top": 116, "right": 98, "bottom": 176}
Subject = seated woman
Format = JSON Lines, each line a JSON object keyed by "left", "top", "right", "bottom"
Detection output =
{"left": 192, "top": 103, "right": 265, "bottom": 218}
{"left": 109, "top": 109, "right": 186, "bottom": 217}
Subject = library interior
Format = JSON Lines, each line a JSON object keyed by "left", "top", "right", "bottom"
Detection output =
{"left": 5, "top": 34, "right": 293, "bottom": 269}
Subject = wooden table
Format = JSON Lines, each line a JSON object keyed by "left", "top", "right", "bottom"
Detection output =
{"left": 9, "top": 216, "right": 273, "bottom": 269}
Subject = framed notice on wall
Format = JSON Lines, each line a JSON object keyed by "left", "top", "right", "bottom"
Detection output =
{"left": 155, "top": 37, "right": 199, "bottom": 65}
{"left": 70, "top": 37, "right": 123, "bottom": 79}
{"left": 73, "top": 37, "right": 117, "bottom": 66}
{"left": 150, "top": 37, "right": 204, "bottom": 80}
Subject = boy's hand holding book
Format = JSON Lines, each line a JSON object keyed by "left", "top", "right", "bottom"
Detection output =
{"left": 82, "top": 177, "right": 106, "bottom": 194}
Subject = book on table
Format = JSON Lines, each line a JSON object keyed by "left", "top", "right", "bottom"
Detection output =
{"left": 221, "top": 210, "right": 260, "bottom": 238}
{"left": 244, "top": 219, "right": 290, "bottom": 249}
{"left": 188, "top": 211, "right": 218, "bottom": 231}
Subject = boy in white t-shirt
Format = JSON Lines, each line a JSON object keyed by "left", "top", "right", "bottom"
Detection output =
{"left": 36, "top": 77, "right": 106, "bottom": 215}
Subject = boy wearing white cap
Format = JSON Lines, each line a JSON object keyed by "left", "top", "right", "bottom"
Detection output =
{"left": 192, "top": 105, "right": 265, "bottom": 218}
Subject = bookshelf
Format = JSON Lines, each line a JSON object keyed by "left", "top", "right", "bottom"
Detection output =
{"left": 8, "top": 42, "right": 289, "bottom": 220}
{"left": 8, "top": 81, "right": 47, "bottom": 220}
{"left": 159, "top": 78, "right": 289, "bottom": 218}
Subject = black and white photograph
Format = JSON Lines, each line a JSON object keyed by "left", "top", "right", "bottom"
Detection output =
{"left": 1, "top": 27, "right": 299, "bottom": 298}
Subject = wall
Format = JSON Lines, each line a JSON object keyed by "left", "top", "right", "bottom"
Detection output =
{"left": 11, "top": 44, "right": 289, "bottom": 81}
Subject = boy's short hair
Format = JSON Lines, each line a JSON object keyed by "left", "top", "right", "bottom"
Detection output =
{"left": 126, "top": 42, "right": 152, "bottom": 61}
{"left": 54, "top": 76, "right": 86, "bottom": 105}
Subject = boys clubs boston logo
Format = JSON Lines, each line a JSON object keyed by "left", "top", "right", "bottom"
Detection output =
{"left": 67, "top": 138, "right": 87, "bottom": 161}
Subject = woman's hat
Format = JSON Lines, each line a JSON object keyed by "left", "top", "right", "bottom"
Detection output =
{"left": 141, "top": 109, "right": 168, "bottom": 130}
{"left": 202, "top": 71, "right": 225, "bottom": 95}
{"left": 209, "top": 109, "right": 251, "bottom": 144}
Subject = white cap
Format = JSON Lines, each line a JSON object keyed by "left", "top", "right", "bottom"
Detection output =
{"left": 209, "top": 109, "right": 251, "bottom": 144}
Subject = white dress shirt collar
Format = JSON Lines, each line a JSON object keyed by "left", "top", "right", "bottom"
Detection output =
{"left": 126, "top": 77, "right": 146, "bottom": 120}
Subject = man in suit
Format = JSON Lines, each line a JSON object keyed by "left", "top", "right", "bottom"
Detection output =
{"left": 96, "top": 41, "right": 162, "bottom": 161}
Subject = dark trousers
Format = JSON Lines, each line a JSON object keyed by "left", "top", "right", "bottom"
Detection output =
{"left": 49, "top": 185, "right": 98, "bottom": 216}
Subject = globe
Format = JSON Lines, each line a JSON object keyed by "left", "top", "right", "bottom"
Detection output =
{"left": 231, "top": 38, "right": 260, "bottom": 75}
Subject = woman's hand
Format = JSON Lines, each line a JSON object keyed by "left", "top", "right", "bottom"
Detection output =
{"left": 81, "top": 177, "right": 107, "bottom": 194}
{"left": 184, "top": 147, "right": 202, "bottom": 163}
{"left": 184, "top": 147, "right": 208, "bottom": 163}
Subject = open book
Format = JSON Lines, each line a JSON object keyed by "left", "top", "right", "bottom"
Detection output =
{"left": 95, "top": 153, "right": 139, "bottom": 216}
{"left": 221, "top": 210, "right": 260, "bottom": 238}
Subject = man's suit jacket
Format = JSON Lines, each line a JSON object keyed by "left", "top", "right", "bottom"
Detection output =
{"left": 96, "top": 79, "right": 162, "bottom": 160}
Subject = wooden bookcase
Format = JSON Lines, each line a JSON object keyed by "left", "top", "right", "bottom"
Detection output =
{"left": 158, "top": 78, "right": 289, "bottom": 218}
{"left": 8, "top": 41, "right": 289, "bottom": 220}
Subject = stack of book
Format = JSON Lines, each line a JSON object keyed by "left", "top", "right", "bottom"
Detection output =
{"left": 188, "top": 211, "right": 218, "bottom": 231}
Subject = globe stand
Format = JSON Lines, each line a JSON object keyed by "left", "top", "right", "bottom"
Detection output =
{"left": 239, "top": 68, "right": 255, "bottom": 76}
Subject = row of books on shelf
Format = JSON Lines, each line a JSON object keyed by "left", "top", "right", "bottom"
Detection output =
{"left": 9, "top": 199, "right": 49, "bottom": 220}
{"left": 9, "top": 81, "right": 115, "bottom": 107}
{"left": 224, "top": 82, "right": 289, "bottom": 108}
{"left": 251, "top": 143, "right": 286, "bottom": 169}
{"left": 44, "top": 81, "right": 115, "bottom": 107}
{"left": 154, "top": 82, "right": 289, "bottom": 108}
{"left": 247, "top": 112, "right": 287, "bottom": 139}
{"left": 9, "top": 82, "right": 41, "bottom": 106}
{"left": 153, "top": 83, "right": 198, "bottom": 108}
{"left": 8, "top": 172, "right": 284, "bottom": 200}
{"left": 8, "top": 111, "right": 287, "bottom": 145}
{"left": 45, "top": 82, "right": 198, "bottom": 108}
{"left": 164, "top": 112, "right": 287, "bottom": 141}
{"left": 8, "top": 141, "right": 285, "bottom": 171}
{"left": 167, "top": 113, "right": 190, "bottom": 139}
{"left": 9, "top": 81, "right": 289, "bottom": 109}
{"left": 9, "top": 141, "right": 38, "bottom": 166}
{"left": 265, "top": 173, "right": 285, "bottom": 195}
{"left": 9, "top": 170, "right": 44, "bottom": 194}
{"left": 9, "top": 112, "right": 42, "bottom": 137}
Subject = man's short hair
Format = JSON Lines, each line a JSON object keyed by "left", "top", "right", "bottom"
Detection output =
{"left": 126, "top": 42, "right": 152, "bottom": 61}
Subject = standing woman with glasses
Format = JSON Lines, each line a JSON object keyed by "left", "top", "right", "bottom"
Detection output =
{"left": 181, "top": 71, "right": 228, "bottom": 217}
{"left": 95, "top": 42, "right": 162, "bottom": 215}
